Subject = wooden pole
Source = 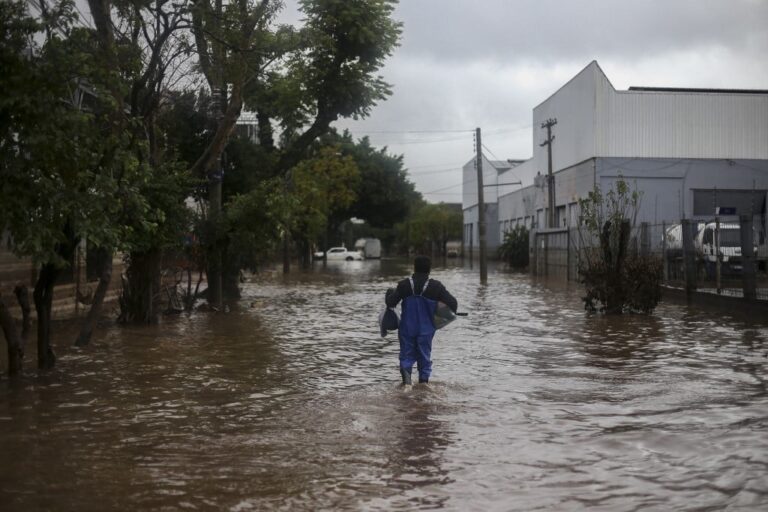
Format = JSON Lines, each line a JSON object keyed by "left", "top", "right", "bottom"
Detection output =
{"left": 476, "top": 128, "right": 487, "bottom": 284}
{"left": 540, "top": 118, "right": 557, "bottom": 228}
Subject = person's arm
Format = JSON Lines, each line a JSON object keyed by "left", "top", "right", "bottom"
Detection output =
{"left": 438, "top": 285, "right": 458, "bottom": 313}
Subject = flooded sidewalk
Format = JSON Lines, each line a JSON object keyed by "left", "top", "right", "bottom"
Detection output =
{"left": 2, "top": 259, "right": 768, "bottom": 510}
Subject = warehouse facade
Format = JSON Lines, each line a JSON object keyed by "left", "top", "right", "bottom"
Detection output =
{"left": 463, "top": 61, "right": 768, "bottom": 255}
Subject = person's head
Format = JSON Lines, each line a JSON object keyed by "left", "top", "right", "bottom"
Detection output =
{"left": 414, "top": 255, "right": 431, "bottom": 274}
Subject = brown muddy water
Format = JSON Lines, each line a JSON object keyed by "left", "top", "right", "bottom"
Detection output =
{"left": 1, "top": 259, "right": 768, "bottom": 511}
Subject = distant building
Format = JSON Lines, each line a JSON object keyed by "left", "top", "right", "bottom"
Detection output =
{"left": 463, "top": 61, "right": 768, "bottom": 254}
{"left": 462, "top": 157, "right": 524, "bottom": 255}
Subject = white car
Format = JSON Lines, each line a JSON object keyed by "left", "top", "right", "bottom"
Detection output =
{"left": 314, "top": 247, "right": 364, "bottom": 261}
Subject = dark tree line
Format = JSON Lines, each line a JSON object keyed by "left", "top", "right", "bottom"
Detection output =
{"left": 0, "top": 0, "right": 415, "bottom": 376}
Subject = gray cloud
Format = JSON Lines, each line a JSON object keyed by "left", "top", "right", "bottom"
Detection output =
{"left": 282, "top": 0, "right": 768, "bottom": 202}
{"left": 397, "top": 0, "right": 768, "bottom": 65}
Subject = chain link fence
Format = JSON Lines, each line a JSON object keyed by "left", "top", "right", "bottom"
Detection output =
{"left": 531, "top": 215, "right": 768, "bottom": 302}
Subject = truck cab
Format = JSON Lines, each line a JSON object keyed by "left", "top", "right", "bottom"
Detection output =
{"left": 663, "top": 221, "right": 764, "bottom": 276}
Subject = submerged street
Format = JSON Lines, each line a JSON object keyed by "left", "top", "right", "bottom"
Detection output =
{"left": 2, "top": 260, "right": 768, "bottom": 510}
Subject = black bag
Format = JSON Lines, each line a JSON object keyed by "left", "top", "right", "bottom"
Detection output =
{"left": 378, "top": 307, "right": 400, "bottom": 337}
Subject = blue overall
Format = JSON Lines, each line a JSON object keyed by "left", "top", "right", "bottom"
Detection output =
{"left": 399, "top": 278, "right": 437, "bottom": 383}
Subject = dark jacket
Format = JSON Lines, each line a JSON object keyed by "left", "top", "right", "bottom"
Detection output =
{"left": 385, "top": 272, "right": 458, "bottom": 312}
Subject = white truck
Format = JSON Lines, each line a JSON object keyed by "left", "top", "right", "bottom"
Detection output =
{"left": 313, "top": 246, "right": 363, "bottom": 261}
{"left": 664, "top": 222, "right": 763, "bottom": 276}
{"left": 354, "top": 238, "right": 382, "bottom": 259}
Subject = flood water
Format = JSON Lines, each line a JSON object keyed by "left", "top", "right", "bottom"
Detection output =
{"left": 2, "top": 259, "right": 768, "bottom": 510}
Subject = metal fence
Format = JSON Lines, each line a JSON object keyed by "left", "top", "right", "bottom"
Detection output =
{"left": 531, "top": 215, "right": 768, "bottom": 302}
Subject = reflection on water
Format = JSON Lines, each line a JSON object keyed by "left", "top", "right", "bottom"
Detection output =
{"left": 1, "top": 259, "right": 768, "bottom": 510}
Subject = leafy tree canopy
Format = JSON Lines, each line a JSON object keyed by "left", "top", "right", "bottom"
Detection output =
{"left": 0, "top": 1, "right": 151, "bottom": 265}
{"left": 319, "top": 131, "right": 420, "bottom": 229}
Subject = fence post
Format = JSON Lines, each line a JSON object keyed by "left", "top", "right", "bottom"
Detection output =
{"left": 640, "top": 222, "right": 650, "bottom": 257}
{"left": 662, "top": 221, "right": 668, "bottom": 281}
{"left": 529, "top": 228, "right": 537, "bottom": 276}
{"left": 566, "top": 228, "right": 571, "bottom": 281}
{"left": 715, "top": 217, "right": 722, "bottom": 295}
{"left": 682, "top": 219, "right": 697, "bottom": 296}
{"left": 740, "top": 215, "right": 757, "bottom": 301}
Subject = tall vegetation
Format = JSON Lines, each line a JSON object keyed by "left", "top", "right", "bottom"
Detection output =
{"left": 0, "top": 0, "right": 403, "bottom": 375}
{"left": 577, "top": 177, "right": 662, "bottom": 314}
{"left": 1, "top": 0, "right": 174, "bottom": 365}
{"left": 397, "top": 204, "right": 462, "bottom": 257}
{"left": 498, "top": 225, "right": 530, "bottom": 269}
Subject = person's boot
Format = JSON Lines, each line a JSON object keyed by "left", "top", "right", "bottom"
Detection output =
{"left": 400, "top": 368, "right": 412, "bottom": 385}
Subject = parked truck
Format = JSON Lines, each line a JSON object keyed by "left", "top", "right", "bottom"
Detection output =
{"left": 664, "top": 221, "right": 764, "bottom": 276}
{"left": 354, "top": 238, "right": 382, "bottom": 259}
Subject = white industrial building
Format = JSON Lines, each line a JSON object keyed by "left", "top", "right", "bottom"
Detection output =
{"left": 463, "top": 61, "right": 768, "bottom": 255}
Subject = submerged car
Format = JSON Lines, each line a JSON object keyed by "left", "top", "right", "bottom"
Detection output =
{"left": 313, "top": 247, "right": 364, "bottom": 261}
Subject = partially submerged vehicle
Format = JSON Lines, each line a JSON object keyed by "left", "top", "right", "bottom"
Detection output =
{"left": 313, "top": 246, "right": 364, "bottom": 261}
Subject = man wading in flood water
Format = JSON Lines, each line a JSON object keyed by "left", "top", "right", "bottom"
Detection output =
{"left": 385, "top": 256, "right": 458, "bottom": 386}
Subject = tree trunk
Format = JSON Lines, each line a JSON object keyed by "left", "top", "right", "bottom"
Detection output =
{"left": 0, "top": 291, "right": 24, "bottom": 376}
{"left": 121, "top": 249, "right": 161, "bottom": 324}
{"left": 282, "top": 233, "right": 291, "bottom": 274}
{"left": 14, "top": 285, "right": 31, "bottom": 348}
{"left": 601, "top": 220, "right": 631, "bottom": 314}
{"left": 298, "top": 238, "right": 311, "bottom": 270}
{"left": 33, "top": 263, "right": 59, "bottom": 370}
{"left": 75, "top": 248, "right": 113, "bottom": 346}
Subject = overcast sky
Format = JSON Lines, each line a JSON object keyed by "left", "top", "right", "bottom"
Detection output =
{"left": 280, "top": 0, "right": 768, "bottom": 203}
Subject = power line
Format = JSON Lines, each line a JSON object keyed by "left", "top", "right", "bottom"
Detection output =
{"left": 481, "top": 143, "right": 504, "bottom": 163}
{"left": 481, "top": 143, "right": 523, "bottom": 185}
{"left": 408, "top": 167, "right": 463, "bottom": 176}
{"left": 482, "top": 124, "right": 533, "bottom": 135}
{"left": 421, "top": 168, "right": 499, "bottom": 195}
{"left": 423, "top": 181, "right": 465, "bottom": 194}
{"left": 344, "top": 124, "right": 531, "bottom": 135}
{"left": 408, "top": 162, "right": 464, "bottom": 170}
{"left": 364, "top": 133, "right": 472, "bottom": 145}
{"left": 347, "top": 128, "right": 474, "bottom": 134}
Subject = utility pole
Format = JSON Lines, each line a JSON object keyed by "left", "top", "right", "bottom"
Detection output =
{"left": 475, "top": 127, "right": 487, "bottom": 284}
{"left": 540, "top": 118, "right": 557, "bottom": 228}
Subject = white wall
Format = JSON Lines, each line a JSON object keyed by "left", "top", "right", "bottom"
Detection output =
{"left": 532, "top": 60, "right": 768, "bottom": 171}
{"left": 462, "top": 155, "right": 514, "bottom": 209}
{"left": 598, "top": 158, "right": 768, "bottom": 224}
{"left": 532, "top": 62, "right": 600, "bottom": 174}
{"left": 597, "top": 90, "right": 768, "bottom": 160}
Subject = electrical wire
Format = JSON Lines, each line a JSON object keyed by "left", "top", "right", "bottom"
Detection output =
{"left": 421, "top": 167, "right": 499, "bottom": 195}
{"left": 348, "top": 128, "right": 474, "bottom": 134}
{"left": 408, "top": 167, "right": 463, "bottom": 176}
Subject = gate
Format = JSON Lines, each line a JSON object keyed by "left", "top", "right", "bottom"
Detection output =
{"left": 533, "top": 228, "right": 571, "bottom": 279}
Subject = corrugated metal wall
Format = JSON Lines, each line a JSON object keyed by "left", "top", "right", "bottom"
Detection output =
{"left": 598, "top": 90, "right": 768, "bottom": 159}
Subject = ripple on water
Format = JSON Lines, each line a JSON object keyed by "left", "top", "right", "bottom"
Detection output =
{"left": 1, "top": 261, "right": 767, "bottom": 510}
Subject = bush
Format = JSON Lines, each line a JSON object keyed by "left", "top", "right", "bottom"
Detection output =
{"left": 581, "top": 252, "right": 663, "bottom": 314}
{"left": 577, "top": 177, "right": 662, "bottom": 314}
{"left": 498, "top": 225, "right": 529, "bottom": 269}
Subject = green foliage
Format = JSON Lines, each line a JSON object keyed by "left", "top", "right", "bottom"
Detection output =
{"left": 623, "top": 256, "right": 663, "bottom": 314}
{"left": 243, "top": 0, "right": 402, "bottom": 170}
{"left": 399, "top": 203, "right": 462, "bottom": 255}
{"left": 498, "top": 225, "right": 530, "bottom": 269}
{"left": 578, "top": 177, "right": 641, "bottom": 262}
{"left": 296, "top": 0, "right": 401, "bottom": 120}
{"left": 224, "top": 178, "right": 291, "bottom": 270}
{"left": 288, "top": 145, "right": 360, "bottom": 243}
{"left": 577, "top": 177, "right": 662, "bottom": 314}
{"left": 0, "top": 1, "right": 151, "bottom": 266}
{"left": 329, "top": 132, "right": 420, "bottom": 229}
{"left": 158, "top": 90, "right": 219, "bottom": 176}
